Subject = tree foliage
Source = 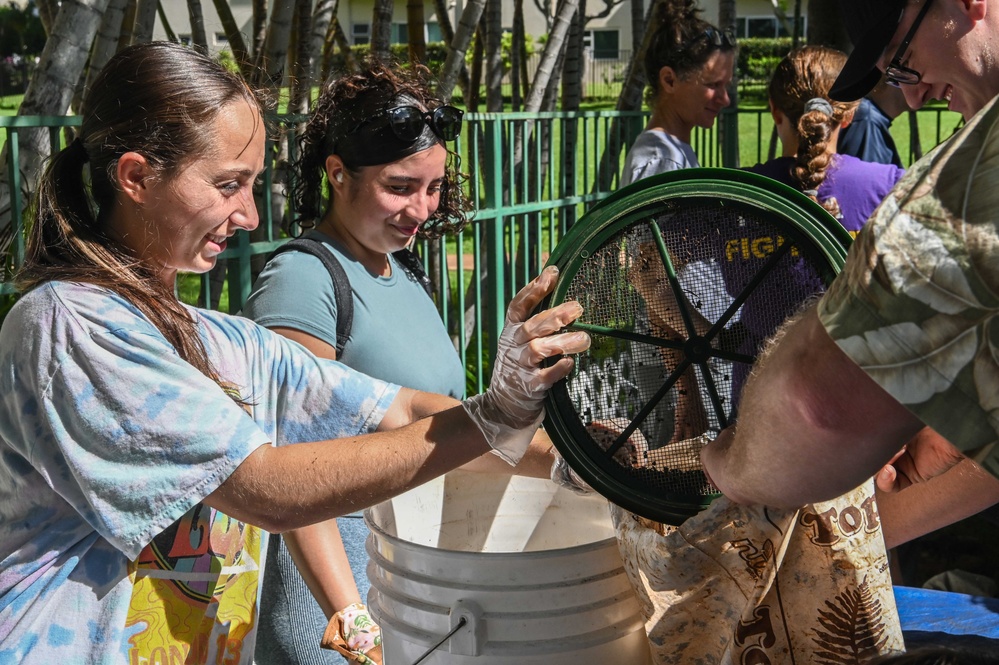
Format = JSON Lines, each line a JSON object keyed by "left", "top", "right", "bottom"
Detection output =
{"left": 0, "top": 1, "right": 45, "bottom": 57}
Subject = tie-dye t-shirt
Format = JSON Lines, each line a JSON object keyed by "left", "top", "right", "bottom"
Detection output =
{"left": 0, "top": 281, "right": 398, "bottom": 664}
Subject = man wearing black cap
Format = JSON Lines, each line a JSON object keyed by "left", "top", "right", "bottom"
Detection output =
{"left": 701, "top": 0, "right": 999, "bottom": 549}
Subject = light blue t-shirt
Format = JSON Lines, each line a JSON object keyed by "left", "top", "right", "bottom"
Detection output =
{"left": 621, "top": 129, "right": 700, "bottom": 186}
{"left": 0, "top": 281, "right": 398, "bottom": 664}
{"left": 243, "top": 232, "right": 465, "bottom": 397}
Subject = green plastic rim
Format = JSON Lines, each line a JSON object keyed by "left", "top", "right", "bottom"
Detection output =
{"left": 541, "top": 167, "right": 852, "bottom": 525}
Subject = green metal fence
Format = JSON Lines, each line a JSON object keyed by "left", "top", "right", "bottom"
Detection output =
{"left": 0, "top": 106, "right": 961, "bottom": 393}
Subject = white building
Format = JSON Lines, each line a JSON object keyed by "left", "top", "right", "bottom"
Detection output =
{"left": 155, "top": 0, "right": 801, "bottom": 60}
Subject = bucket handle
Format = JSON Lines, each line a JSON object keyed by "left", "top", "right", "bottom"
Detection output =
{"left": 407, "top": 599, "right": 483, "bottom": 664}
{"left": 447, "top": 599, "right": 485, "bottom": 656}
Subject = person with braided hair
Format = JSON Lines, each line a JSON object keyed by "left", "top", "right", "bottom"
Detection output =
{"left": 243, "top": 60, "right": 565, "bottom": 665}
{"left": 747, "top": 45, "right": 904, "bottom": 235}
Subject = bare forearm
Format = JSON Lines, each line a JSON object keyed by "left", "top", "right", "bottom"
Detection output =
{"left": 877, "top": 458, "right": 999, "bottom": 549}
{"left": 282, "top": 520, "right": 360, "bottom": 618}
{"left": 701, "top": 305, "right": 924, "bottom": 507}
{"left": 206, "top": 402, "right": 488, "bottom": 532}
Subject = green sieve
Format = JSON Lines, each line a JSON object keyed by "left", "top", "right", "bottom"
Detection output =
{"left": 541, "top": 168, "right": 853, "bottom": 526}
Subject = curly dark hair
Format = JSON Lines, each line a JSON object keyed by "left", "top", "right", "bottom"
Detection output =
{"left": 643, "top": 0, "right": 737, "bottom": 104}
{"left": 290, "top": 58, "right": 472, "bottom": 240}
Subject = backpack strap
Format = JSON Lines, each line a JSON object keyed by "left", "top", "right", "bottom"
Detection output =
{"left": 391, "top": 248, "right": 434, "bottom": 298}
{"left": 269, "top": 237, "right": 354, "bottom": 357}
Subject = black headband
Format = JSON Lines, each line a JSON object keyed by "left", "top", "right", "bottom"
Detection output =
{"left": 331, "top": 94, "right": 441, "bottom": 168}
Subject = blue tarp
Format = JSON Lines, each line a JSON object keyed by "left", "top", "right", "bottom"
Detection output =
{"left": 896, "top": 586, "right": 999, "bottom": 654}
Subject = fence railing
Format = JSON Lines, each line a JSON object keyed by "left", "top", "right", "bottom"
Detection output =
{"left": 0, "top": 105, "right": 961, "bottom": 393}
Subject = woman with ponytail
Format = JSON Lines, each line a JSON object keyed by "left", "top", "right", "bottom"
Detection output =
{"left": 0, "top": 43, "right": 587, "bottom": 664}
{"left": 747, "top": 45, "right": 904, "bottom": 234}
{"left": 621, "top": 0, "right": 736, "bottom": 184}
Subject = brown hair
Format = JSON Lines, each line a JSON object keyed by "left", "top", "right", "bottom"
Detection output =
{"left": 18, "top": 41, "right": 266, "bottom": 385}
{"left": 768, "top": 46, "right": 860, "bottom": 217}
{"left": 643, "top": 0, "right": 736, "bottom": 104}
{"left": 291, "top": 58, "right": 472, "bottom": 240}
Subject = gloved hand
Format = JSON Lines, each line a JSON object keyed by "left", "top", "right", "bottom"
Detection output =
{"left": 550, "top": 449, "right": 594, "bottom": 495}
{"left": 321, "top": 602, "right": 382, "bottom": 664}
{"left": 463, "top": 266, "right": 590, "bottom": 464}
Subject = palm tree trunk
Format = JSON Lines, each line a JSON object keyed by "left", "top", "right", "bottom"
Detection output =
{"left": 289, "top": 0, "right": 313, "bottom": 115}
{"left": 187, "top": 0, "right": 209, "bottom": 49}
{"left": 156, "top": 1, "right": 179, "bottom": 42}
{"left": 407, "top": 0, "right": 426, "bottom": 63}
{"left": 252, "top": 0, "right": 268, "bottom": 56}
{"left": 84, "top": 0, "right": 128, "bottom": 94}
{"left": 330, "top": 18, "right": 356, "bottom": 75}
{"left": 0, "top": 0, "right": 111, "bottom": 259}
{"left": 510, "top": 0, "right": 525, "bottom": 111}
{"left": 212, "top": 0, "right": 252, "bottom": 75}
{"left": 132, "top": 0, "right": 158, "bottom": 43}
{"left": 255, "top": 0, "right": 295, "bottom": 89}
{"left": 311, "top": 0, "right": 337, "bottom": 84}
{"left": 484, "top": 0, "right": 503, "bottom": 112}
{"left": 118, "top": 0, "right": 137, "bottom": 49}
{"left": 36, "top": 0, "right": 57, "bottom": 33}
{"left": 630, "top": 0, "right": 643, "bottom": 55}
{"left": 371, "top": 0, "right": 394, "bottom": 62}
{"left": 438, "top": 0, "right": 483, "bottom": 101}
{"left": 468, "top": 22, "right": 484, "bottom": 111}
{"left": 523, "top": 0, "right": 578, "bottom": 112}
{"left": 432, "top": 0, "right": 471, "bottom": 100}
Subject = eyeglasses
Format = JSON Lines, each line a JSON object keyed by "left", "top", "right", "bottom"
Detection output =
{"left": 360, "top": 105, "right": 464, "bottom": 142}
{"left": 884, "top": 0, "right": 933, "bottom": 87}
{"left": 681, "top": 27, "right": 736, "bottom": 52}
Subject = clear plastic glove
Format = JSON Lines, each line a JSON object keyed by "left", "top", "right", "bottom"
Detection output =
{"left": 551, "top": 449, "right": 594, "bottom": 494}
{"left": 463, "top": 266, "right": 590, "bottom": 464}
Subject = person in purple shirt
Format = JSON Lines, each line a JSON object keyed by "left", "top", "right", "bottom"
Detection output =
{"left": 747, "top": 45, "right": 905, "bottom": 236}
{"left": 718, "top": 45, "right": 905, "bottom": 407}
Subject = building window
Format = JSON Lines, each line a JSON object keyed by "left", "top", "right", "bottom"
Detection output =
{"left": 392, "top": 23, "right": 408, "bottom": 44}
{"left": 583, "top": 30, "right": 620, "bottom": 59}
{"left": 584, "top": 30, "right": 619, "bottom": 59}
{"left": 427, "top": 22, "right": 442, "bottom": 43}
{"left": 352, "top": 23, "right": 370, "bottom": 45}
{"left": 214, "top": 32, "right": 229, "bottom": 45}
{"left": 736, "top": 15, "right": 805, "bottom": 38}
{"left": 178, "top": 34, "right": 192, "bottom": 46}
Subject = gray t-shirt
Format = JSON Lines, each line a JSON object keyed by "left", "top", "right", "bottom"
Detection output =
{"left": 621, "top": 129, "right": 700, "bottom": 186}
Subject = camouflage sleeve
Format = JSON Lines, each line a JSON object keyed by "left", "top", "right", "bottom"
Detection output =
{"left": 817, "top": 97, "right": 999, "bottom": 480}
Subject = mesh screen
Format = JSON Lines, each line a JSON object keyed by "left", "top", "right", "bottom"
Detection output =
{"left": 558, "top": 198, "right": 834, "bottom": 500}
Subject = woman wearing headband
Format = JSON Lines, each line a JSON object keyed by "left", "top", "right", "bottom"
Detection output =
{"left": 243, "top": 62, "right": 561, "bottom": 665}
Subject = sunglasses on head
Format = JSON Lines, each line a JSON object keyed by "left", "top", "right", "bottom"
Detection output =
{"left": 360, "top": 105, "right": 464, "bottom": 143}
{"left": 682, "top": 27, "right": 736, "bottom": 51}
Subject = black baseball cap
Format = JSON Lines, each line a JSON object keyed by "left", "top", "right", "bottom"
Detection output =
{"left": 829, "top": 0, "right": 907, "bottom": 101}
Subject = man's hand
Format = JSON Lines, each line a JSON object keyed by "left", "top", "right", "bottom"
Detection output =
{"left": 875, "top": 427, "right": 967, "bottom": 493}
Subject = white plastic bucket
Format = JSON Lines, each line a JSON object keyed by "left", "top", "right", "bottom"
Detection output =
{"left": 365, "top": 470, "right": 652, "bottom": 665}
